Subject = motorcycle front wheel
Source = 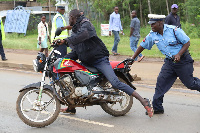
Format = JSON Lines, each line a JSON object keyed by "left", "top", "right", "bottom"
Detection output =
{"left": 16, "top": 88, "right": 61, "bottom": 127}
{"left": 100, "top": 77, "right": 133, "bottom": 117}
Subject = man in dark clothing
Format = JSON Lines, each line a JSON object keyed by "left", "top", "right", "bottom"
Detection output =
{"left": 165, "top": 4, "right": 181, "bottom": 28}
{"left": 55, "top": 9, "right": 154, "bottom": 117}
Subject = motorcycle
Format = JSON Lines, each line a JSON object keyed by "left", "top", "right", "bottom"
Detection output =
{"left": 16, "top": 29, "right": 136, "bottom": 127}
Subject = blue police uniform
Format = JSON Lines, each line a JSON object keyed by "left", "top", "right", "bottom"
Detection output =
{"left": 140, "top": 24, "right": 200, "bottom": 111}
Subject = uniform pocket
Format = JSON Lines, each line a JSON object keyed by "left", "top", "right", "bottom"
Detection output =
{"left": 168, "top": 40, "right": 178, "bottom": 46}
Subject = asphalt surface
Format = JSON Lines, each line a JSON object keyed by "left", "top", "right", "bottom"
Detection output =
{"left": 1, "top": 69, "right": 200, "bottom": 133}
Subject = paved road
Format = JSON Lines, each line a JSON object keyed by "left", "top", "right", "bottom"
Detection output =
{"left": 0, "top": 68, "right": 200, "bottom": 133}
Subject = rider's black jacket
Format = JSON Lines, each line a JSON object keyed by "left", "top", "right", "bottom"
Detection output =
{"left": 64, "top": 16, "right": 109, "bottom": 64}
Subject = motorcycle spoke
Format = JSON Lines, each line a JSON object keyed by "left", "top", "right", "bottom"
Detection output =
{"left": 23, "top": 109, "right": 32, "bottom": 112}
{"left": 25, "top": 95, "right": 33, "bottom": 105}
{"left": 34, "top": 111, "right": 41, "bottom": 121}
{"left": 43, "top": 108, "right": 51, "bottom": 116}
{"left": 42, "top": 98, "right": 54, "bottom": 109}
{"left": 110, "top": 102, "right": 115, "bottom": 108}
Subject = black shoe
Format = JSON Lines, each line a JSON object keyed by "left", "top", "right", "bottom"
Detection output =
{"left": 154, "top": 110, "right": 164, "bottom": 114}
{"left": 62, "top": 108, "right": 76, "bottom": 114}
{"left": 146, "top": 110, "right": 164, "bottom": 115}
{"left": 2, "top": 58, "right": 7, "bottom": 61}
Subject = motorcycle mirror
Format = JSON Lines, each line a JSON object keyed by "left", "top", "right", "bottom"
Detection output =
{"left": 55, "top": 27, "right": 62, "bottom": 36}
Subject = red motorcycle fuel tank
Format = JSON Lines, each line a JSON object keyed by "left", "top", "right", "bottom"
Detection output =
{"left": 53, "top": 58, "right": 88, "bottom": 73}
{"left": 53, "top": 58, "right": 125, "bottom": 73}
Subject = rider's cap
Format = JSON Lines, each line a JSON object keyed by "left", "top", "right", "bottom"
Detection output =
{"left": 148, "top": 14, "right": 166, "bottom": 24}
{"left": 171, "top": 4, "right": 178, "bottom": 9}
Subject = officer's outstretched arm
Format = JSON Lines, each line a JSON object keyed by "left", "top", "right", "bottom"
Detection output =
{"left": 131, "top": 46, "right": 145, "bottom": 60}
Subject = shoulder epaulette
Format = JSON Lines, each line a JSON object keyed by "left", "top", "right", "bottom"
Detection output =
{"left": 166, "top": 24, "right": 176, "bottom": 29}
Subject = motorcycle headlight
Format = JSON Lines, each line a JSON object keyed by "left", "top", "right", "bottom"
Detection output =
{"left": 32, "top": 52, "right": 46, "bottom": 72}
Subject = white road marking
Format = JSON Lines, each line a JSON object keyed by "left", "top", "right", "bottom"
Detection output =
{"left": 59, "top": 114, "right": 114, "bottom": 128}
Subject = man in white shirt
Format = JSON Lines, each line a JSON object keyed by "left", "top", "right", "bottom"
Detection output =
{"left": 109, "top": 6, "right": 124, "bottom": 56}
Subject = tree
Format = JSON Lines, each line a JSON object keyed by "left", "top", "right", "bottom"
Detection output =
{"left": 165, "top": 0, "right": 169, "bottom": 15}
{"left": 147, "top": 0, "right": 152, "bottom": 14}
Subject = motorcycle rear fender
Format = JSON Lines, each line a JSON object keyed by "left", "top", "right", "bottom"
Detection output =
{"left": 19, "top": 82, "right": 54, "bottom": 92}
{"left": 115, "top": 71, "right": 137, "bottom": 90}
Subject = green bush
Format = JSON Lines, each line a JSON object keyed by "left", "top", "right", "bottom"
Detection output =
{"left": 181, "top": 22, "right": 200, "bottom": 38}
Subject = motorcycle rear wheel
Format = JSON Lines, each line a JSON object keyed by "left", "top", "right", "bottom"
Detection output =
{"left": 16, "top": 88, "right": 61, "bottom": 127}
{"left": 100, "top": 77, "right": 133, "bottom": 117}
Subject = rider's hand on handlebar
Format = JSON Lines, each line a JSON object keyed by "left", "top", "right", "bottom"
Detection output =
{"left": 53, "top": 39, "right": 66, "bottom": 45}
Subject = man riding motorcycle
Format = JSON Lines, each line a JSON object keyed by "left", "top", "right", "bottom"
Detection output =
{"left": 55, "top": 9, "right": 154, "bottom": 118}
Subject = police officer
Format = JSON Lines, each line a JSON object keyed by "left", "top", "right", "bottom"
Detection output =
{"left": 131, "top": 14, "right": 200, "bottom": 114}
{"left": 51, "top": 4, "right": 72, "bottom": 58}
{"left": 0, "top": 17, "right": 7, "bottom": 61}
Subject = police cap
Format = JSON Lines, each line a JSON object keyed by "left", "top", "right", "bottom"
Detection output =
{"left": 148, "top": 14, "right": 166, "bottom": 24}
{"left": 56, "top": 3, "right": 65, "bottom": 10}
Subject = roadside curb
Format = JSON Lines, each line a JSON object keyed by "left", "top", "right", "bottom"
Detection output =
{"left": 0, "top": 61, "right": 33, "bottom": 71}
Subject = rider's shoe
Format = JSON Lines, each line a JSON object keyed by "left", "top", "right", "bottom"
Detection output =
{"left": 145, "top": 110, "right": 164, "bottom": 115}
{"left": 144, "top": 98, "right": 154, "bottom": 118}
{"left": 61, "top": 108, "right": 76, "bottom": 114}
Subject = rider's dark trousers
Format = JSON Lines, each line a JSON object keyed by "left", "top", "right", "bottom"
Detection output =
{"left": 153, "top": 54, "right": 200, "bottom": 111}
{"left": 92, "top": 56, "right": 134, "bottom": 96}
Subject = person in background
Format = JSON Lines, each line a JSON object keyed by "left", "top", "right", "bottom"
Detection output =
{"left": 55, "top": 9, "right": 154, "bottom": 118}
{"left": 51, "top": 4, "right": 72, "bottom": 58}
{"left": 37, "top": 14, "right": 51, "bottom": 57}
{"left": 80, "top": 10, "right": 84, "bottom": 15}
{"left": 131, "top": 14, "right": 200, "bottom": 114}
{"left": 109, "top": 6, "right": 124, "bottom": 56}
{"left": 129, "top": 10, "right": 144, "bottom": 62}
{"left": 0, "top": 17, "right": 7, "bottom": 61}
{"left": 165, "top": 4, "right": 181, "bottom": 28}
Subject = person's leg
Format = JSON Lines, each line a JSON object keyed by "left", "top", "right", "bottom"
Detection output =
{"left": 93, "top": 57, "right": 153, "bottom": 117}
{"left": 40, "top": 48, "right": 44, "bottom": 52}
{"left": 0, "top": 33, "right": 6, "bottom": 60}
{"left": 175, "top": 55, "right": 200, "bottom": 91}
{"left": 130, "top": 36, "right": 142, "bottom": 61}
{"left": 44, "top": 48, "right": 48, "bottom": 57}
{"left": 153, "top": 59, "right": 177, "bottom": 112}
{"left": 112, "top": 30, "right": 120, "bottom": 53}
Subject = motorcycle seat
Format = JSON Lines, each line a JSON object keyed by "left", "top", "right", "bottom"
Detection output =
{"left": 83, "top": 65, "right": 100, "bottom": 73}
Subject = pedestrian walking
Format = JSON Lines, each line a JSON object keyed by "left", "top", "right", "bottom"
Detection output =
{"left": 0, "top": 17, "right": 7, "bottom": 61}
{"left": 131, "top": 14, "right": 200, "bottom": 114}
{"left": 109, "top": 6, "right": 124, "bottom": 56}
{"left": 55, "top": 9, "right": 154, "bottom": 118}
{"left": 165, "top": 4, "right": 181, "bottom": 28}
{"left": 129, "top": 10, "right": 144, "bottom": 62}
{"left": 51, "top": 4, "right": 72, "bottom": 58}
{"left": 37, "top": 14, "right": 51, "bottom": 57}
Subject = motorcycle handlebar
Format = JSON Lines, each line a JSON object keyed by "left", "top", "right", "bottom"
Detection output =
{"left": 115, "top": 58, "right": 135, "bottom": 69}
{"left": 50, "top": 39, "right": 61, "bottom": 49}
